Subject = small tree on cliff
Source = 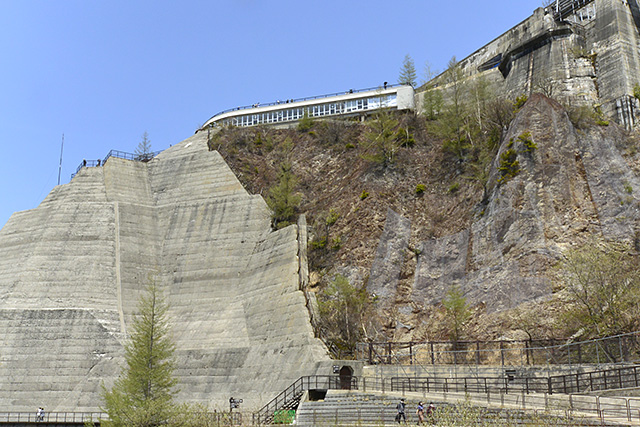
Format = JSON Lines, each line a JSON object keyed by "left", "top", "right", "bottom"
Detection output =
{"left": 135, "top": 131, "right": 153, "bottom": 161}
{"left": 267, "top": 161, "right": 301, "bottom": 229}
{"left": 101, "top": 281, "right": 178, "bottom": 427}
{"left": 317, "top": 274, "right": 372, "bottom": 357}
{"left": 361, "top": 111, "right": 401, "bottom": 167}
{"left": 559, "top": 239, "right": 640, "bottom": 340}
{"left": 398, "top": 54, "right": 418, "bottom": 87}
{"left": 442, "top": 285, "right": 472, "bottom": 344}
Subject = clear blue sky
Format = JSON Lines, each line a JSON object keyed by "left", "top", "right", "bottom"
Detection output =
{"left": 0, "top": 0, "right": 544, "bottom": 229}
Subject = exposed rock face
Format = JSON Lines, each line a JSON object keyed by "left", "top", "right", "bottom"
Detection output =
{"left": 368, "top": 208, "right": 411, "bottom": 305}
{"left": 372, "top": 94, "right": 640, "bottom": 321}
{"left": 0, "top": 133, "right": 330, "bottom": 411}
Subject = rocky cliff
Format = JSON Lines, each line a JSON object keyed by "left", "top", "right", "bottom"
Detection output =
{"left": 370, "top": 94, "right": 640, "bottom": 339}
{"left": 213, "top": 93, "right": 640, "bottom": 344}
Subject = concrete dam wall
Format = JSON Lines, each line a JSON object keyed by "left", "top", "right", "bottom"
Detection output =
{"left": 0, "top": 132, "right": 331, "bottom": 412}
{"left": 417, "top": 0, "right": 640, "bottom": 127}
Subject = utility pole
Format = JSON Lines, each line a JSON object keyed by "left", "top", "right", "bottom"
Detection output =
{"left": 57, "top": 134, "right": 64, "bottom": 186}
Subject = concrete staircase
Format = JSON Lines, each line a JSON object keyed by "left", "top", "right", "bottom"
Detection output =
{"left": 296, "top": 391, "right": 421, "bottom": 427}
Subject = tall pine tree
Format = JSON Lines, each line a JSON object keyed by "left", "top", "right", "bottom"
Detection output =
{"left": 398, "top": 54, "right": 417, "bottom": 87}
{"left": 102, "top": 281, "right": 178, "bottom": 427}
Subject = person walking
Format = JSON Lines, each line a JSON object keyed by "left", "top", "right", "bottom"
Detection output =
{"left": 395, "top": 398, "right": 406, "bottom": 424}
{"left": 416, "top": 401, "right": 424, "bottom": 425}
{"left": 426, "top": 402, "right": 435, "bottom": 424}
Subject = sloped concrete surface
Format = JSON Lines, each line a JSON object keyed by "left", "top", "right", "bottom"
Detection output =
{"left": 0, "top": 132, "right": 329, "bottom": 411}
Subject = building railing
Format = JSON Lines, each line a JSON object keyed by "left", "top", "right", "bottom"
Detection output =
{"left": 71, "top": 149, "right": 162, "bottom": 179}
{"left": 201, "top": 83, "right": 407, "bottom": 127}
{"left": 357, "top": 332, "right": 640, "bottom": 367}
{"left": 549, "top": 0, "right": 595, "bottom": 21}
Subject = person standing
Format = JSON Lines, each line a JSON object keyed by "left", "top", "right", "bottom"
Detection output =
{"left": 396, "top": 398, "right": 406, "bottom": 424}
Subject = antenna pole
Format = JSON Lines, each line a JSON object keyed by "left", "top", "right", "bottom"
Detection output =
{"left": 57, "top": 133, "right": 64, "bottom": 185}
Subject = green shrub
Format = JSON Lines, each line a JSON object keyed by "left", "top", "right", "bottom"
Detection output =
{"left": 310, "top": 237, "right": 327, "bottom": 250}
{"left": 596, "top": 119, "right": 610, "bottom": 126}
{"left": 513, "top": 94, "right": 528, "bottom": 111}
{"left": 360, "top": 190, "right": 369, "bottom": 200}
{"left": 634, "top": 83, "right": 640, "bottom": 100}
{"left": 448, "top": 182, "right": 460, "bottom": 193}
{"left": 415, "top": 184, "right": 426, "bottom": 195}
{"left": 331, "top": 236, "right": 342, "bottom": 250}
{"left": 395, "top": 127, "right": 415, "bottom": 147}
{"left": 326, "top": 209, "right": 340, "bottom": 226}
{"left": 345, "top": 142, "right": 356, "bottom": 150}
{"left": 517, "top": 131, "right": 537, "bottom": 153}
{"left": 297, "top": 111, "right": 314, "bottom": 132}
{"left": 498, "top": 148, "right": 520, "bottom": 183}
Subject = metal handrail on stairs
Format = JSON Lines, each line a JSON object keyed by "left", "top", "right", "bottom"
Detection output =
{"left": 253, "top": 375, "right": 357, "bottom": 425}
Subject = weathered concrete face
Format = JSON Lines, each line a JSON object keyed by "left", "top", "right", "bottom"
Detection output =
{"left": 417, "top": 0, "right": 640, "bottom": 127}
{"left": 0, "top": 133, "right": 330, "bottom": 412}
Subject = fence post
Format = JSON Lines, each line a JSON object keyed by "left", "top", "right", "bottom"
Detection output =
{"left": 618, "top": 367, "right": 623, "bottom": 389}
{"left": 476, "top": 341, "right": 480, "bottom": 366}
{"left": 388, "top": 343, "right": 392, "bottom": 364}
{"left": 369, "top": 342, "right": 373, "bottom": 365}
{"left": 430, "top": 342, "right": 435, "bottom": 365}
{"left": 619, "top": 335, "right": 624, "bottom": 362}
{"left": 410, "top": 342, "right": 414, "bottom": 365}
{"left": 577, "top": 342, "right": 582, "bottom": 365}
{"left": 500, "top": 341, "right": 505, "bottom": 366}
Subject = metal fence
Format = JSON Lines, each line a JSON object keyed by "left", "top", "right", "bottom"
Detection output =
{"left": 0, "top": 411, "right": 105, "bottom": 423}
{"left": 357, "top": 332, "right": 640, "bottom": 367}
{"left": 71, "top": 149, "right": 162, "bottom": 179}
{"left": 0, "top": 411, "right": 243, "bottom": 426}
{"left": 388, "top": 365, "right": 640, "bottom": 396}
{"left": 253, "top": 375, "right": 357, "bottom": 425}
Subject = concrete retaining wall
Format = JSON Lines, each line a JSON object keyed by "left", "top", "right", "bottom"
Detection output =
{"left": 0, "top": 132, "right": 330, "bottom": 412}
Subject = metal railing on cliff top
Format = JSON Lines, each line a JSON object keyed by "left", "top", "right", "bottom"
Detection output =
{"left": 71, "top": 149, "right": 162, "bottom": 179}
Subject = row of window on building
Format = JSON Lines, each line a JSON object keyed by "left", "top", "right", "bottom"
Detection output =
{"left": 216, "top": 94, "right": 398, "bottom": 127}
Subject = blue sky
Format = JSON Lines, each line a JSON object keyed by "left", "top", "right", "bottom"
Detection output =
{"left": 0, "top": 0, "right": 544, "bottom": 229}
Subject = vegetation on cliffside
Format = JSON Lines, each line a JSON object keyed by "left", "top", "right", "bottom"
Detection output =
{"left": 208, "top": 69, "right": 640, "bottom": 358}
